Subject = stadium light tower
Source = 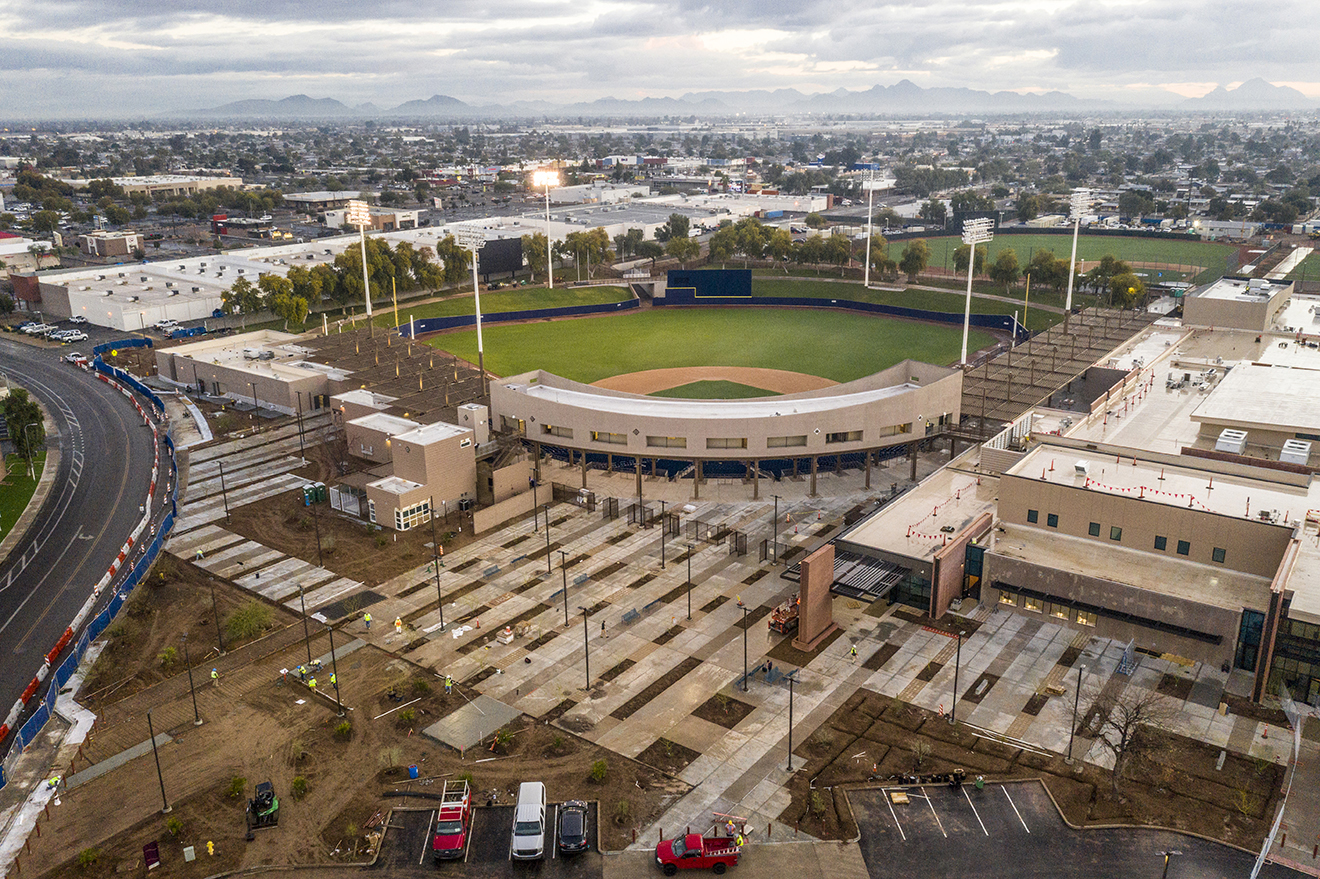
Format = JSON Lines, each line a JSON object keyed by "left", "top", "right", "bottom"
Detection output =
{"left": 346, "top": 199, "right": 373, "bottom": 317}
{"left": 455, "top": 224, "right": 488, "bottom": 395}
{"left": 959, "top": 217, "right": 995, "bottom": 366}
{"left": 532, "top": 170, "right": 559, "bottom": 288}
{"left": 1064, "top": 188, "right": 1091, "bottom": 328}
{"left": 862, "top": 171, "right": 883, "bottom": 288}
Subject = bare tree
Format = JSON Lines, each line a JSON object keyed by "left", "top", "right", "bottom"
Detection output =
{"left": 1084, "top": 686, "right": 1178, "bottom": 796}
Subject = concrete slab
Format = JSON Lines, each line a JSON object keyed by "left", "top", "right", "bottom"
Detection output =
{"left": 421, "top": 695, "right": 523, "bottom": 753}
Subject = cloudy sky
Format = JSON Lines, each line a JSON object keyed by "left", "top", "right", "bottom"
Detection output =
{"left": 2, "top": 0, "right": 1318, "bottom": 118}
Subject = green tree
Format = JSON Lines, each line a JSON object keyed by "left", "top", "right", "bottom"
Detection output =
{"left": 794, "top": 234, "right": 826, "bottom": 266}
{"left": 665, "top": 235, "right": 700, "bottom": 266}
{"left": 804, "top": 212, "right": 825, "bottom": 230}
{"left": 765, "top": 228, "right": 794, "bottom": 264}
{"left": 950, "top": 190, "right": 995, "bottom": 213}
{"left": 988, "top": 249, "right": 1022, "bottom": 291}
{"left": 707, "top": 226, "right": 737, "bottom": 267}
{"left": 221, "top": 276, "right": 263, "bottom": 321}
{"left": 1083, "top": 254, "right": 1131, "bottom": 296}
{"left": 3, "top": 389, "right": 44, "bottom": 459}
{"left": 952, "top": 243, "right": 989, "bottom": 274}
{"left": 636, "top": 240, "right": 664, "bottom": 269}
{"left": 563, "top": 227, "right": 613, "bottom": 276}
{"left": 433, "top": 235, "right": 472, "bottom": 286}
{"left": 898, "top": 240, "right": 930, "bottom": 282}
{"left": 1117, "top": 190, "right": 1156, "bottom": 219}
{"left": 732, "top": 217, "right": 767, "bottom": 265}
{"left": 1015, "top": 193, "right": 1040, "bottom": 222}
{"left": 824, "top": 233, "right": 852, "bottom": 275}
{"left": 1110, "top": 272, "right": 1146, "bottom": 308}
{"left": 521, "top": 233, "right": 548, "bottom": 281}
{"left": 1026, "top": 249, "right": 1069, "bottom": 292}
{"left": 654, "top": 213, "right": 690, "bottom": 243}
{"left": 918, "top": 199, "right": 947, "bottom": 225}
{"left": 29, "top": 210, "right": 60, "bottom": 233}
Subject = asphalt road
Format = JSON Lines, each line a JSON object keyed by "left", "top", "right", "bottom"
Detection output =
{"left": 0, "top": 333, "right": 159, "bottom": 732}
{"left": 850, "top": 780, "right": 1306, "bottom": 879}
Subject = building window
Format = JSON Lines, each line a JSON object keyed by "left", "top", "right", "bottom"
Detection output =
{"left": 1076, "top": 610, "right": 1097, "bottom": 627}
{"left": 998, "top": 590, "right": 1018, "bottom": 606}
{"left": 1177, "top": 540, "right": 1191, "bottom": 556}
{"left": 1024, "top": 596, "right": 1043, "bottom": 613}
{"left": 1110, "top": 526, "right": 1122, "bottom": 541}
{"left": 1154, "top": 535, "right": 1167, "bottom": 551}
{"left": 646, "top": 435, "right": 687, "bottom": 449}
{"left": 1026, "top": 509, "right": 1039, "bottom": 524}
{"left": 767, "top": 435, "right": 808, "bottom": 448}
{"left": 542, "top": 424, "right": 573, "bottom": 439}
{"left": 367, "top": 499, "right": 376, "bottom": 524}
{"left": 394, "top": 500, "right": 431, "bottom": 531}
{"left": 1088, "top": 522, "right": 1101, "bottom": 537}
{"left": 1212, "top": 547, "right": 1227, "bottom": 564}
{"left": 1047, "top": 513, "right": 1059, "bottom": 528}
{"left": 591, "top": 430, "right": 627, "bottom": 445}
{"left": 825, "top": 430, "right": 863, "bottom": 444}
{"left": 706, "top": 437, "right": 748, "bottom": 449}
{"left": 1048, "top": 602, "right": 1071, "bottom": 621}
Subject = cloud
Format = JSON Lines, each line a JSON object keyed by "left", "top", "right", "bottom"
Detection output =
{"left": 0, "top": 0, "right": 1317, "bottom": 117}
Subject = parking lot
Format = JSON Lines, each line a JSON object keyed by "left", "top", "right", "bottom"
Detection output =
{"left": 850, "top": 780, "right": 1306, "bottom": 878}
{"left": 376, "top": 802, "right": 602, "bottom": 878}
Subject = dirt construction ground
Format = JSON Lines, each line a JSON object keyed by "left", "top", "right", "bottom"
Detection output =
{"left": 592, "top": 366, "right": 838, "bottom": 395}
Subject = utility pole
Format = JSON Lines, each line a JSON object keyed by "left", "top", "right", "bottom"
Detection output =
{"left": 429, "top": 496, "right": 444, "bottom": 631}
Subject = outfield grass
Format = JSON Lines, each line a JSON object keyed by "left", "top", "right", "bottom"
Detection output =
{"left": 373, "top": 285, "right": 630, "bottom": 328}
{"left": 0, "top": 452, "right": 45, "bottom": 531}
{"left": 902, "top": 234, "right": 1238, "bottom": 284}
{"left": 650, "top": 380, "right": 780, "bottom": 399}
{"left": 1286, "top": 252, "right": 1320, "bottom": 283}
{"left": 753, "top": 278, "right": 1057, "bottom": 332}
{"left": 427, "top": 308, "right": 994, "bottom": 384}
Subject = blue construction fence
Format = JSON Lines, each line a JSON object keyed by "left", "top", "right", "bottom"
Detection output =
{"left": 397, "top": 298, "right": 639, "bottom": 338}
{"left": 0, "top": 345, "right": 176, "bottom": 789}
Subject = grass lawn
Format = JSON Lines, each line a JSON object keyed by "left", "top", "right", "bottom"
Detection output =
{"left": 1286, "top": 252, "right": 1320, "bottom": 283}
{"left": 0, "top": 451, "right": 45, "bottom": 531}
{"left": 903, "top": 234, "right": 1238, "bottom": 284}
{"left": 373, "top": 285, "right": 631, "bottom": 328}
{"left": 753, "top": 277, "right": 1057, "bottom": 332}
{"left": 649, "top": 380, "right": 780, "bottom": 399}
{"left": 426, "top": 308, "right": 993, "bottom": 384}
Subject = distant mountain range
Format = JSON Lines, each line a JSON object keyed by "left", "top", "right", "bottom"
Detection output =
{"left": 190, "top": 78, "right": 1317, "bottom": 121}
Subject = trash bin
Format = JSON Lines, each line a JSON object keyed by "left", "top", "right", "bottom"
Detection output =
{"left": 408, "top": 765, "right": 419, "bottom": 780}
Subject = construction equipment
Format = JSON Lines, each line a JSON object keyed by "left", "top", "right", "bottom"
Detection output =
{"left": 245, "top": 781, "right": 280, "bottom": 838}
{"left": 768, "top": 596, "right": 799, "bottom": 635}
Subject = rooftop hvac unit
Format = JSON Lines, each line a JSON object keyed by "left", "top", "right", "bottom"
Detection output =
{"left": 179, "top": 264, "right": 186, "bottom": 270}
{"left": 1280, "top": 439, "right": 1311, "bottom": 466}
{"left": 1215, "top": 428, "right": 1248, "bottom": 455}
{"left": 118, "top": 273, "right": 124, "bottom": 278}
{"left": 140, "top": 276, "right": 147, "bottom": 282}
{"left": 96, "top": 274, "right": 105, "bottom": 280}
{"left": 1074, "top": 461, "right": 1089, "bottom": 477}
{"left": 170, "top": 291, "right": 179, "bottom": 296}
{"left": 192, "top": 286, "right": 200, "bottom": 293}
{"left": 165, "top": 281, "right": 173, "bottom": 287}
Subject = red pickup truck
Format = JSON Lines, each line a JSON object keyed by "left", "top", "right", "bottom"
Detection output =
{"left": 655, "top": 832, "right": 740, "bottom": 875}
{"left": 431, "top": 780, "right": 471, "bottom": 861}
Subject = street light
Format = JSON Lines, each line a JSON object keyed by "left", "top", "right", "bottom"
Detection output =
{"left": 454, "top": 224, "right": 488, "bottom": 396}
{"left": 1159, "top": 850, "right": 1182, "bottom": 879}
{"left": 1064, "top": 188, "right": 1090, "bottom": 328}
{"left": 659, "top": 500, "right": 667, "bottom": 569}
{"left": 429, "top": 496, "right": 444, "bottom": 632}
{"left": 294, "top": 391, "right": 307, "bottom": 465}
{"left": 558, "top": 549, "right": 570, "bottom": 626}
{"left": 959, "top": 218, "right": 995, "bottom": 366}
{"left": 543, "top": 503, "right": 552, "bottom": 574}
{"left": 218, "top": 461, "right": 231, "bottom": 523}
{"left": 181, "top": 634, "right": 201, "bottom": 726}
{"left": 786, "top": 673, "right": 796, "bottom": 772}
{"left": 327, "top": 623, "right": 344, "bottom": 717}
{"left": 298, "top": 582, "right": 313, "bottom": 667}
{"left": 686, "top": 543, "right": 694, "bottom": 620}
{"left": 346, "top": 199, "right": 373, "bottom": 317}
{"left": 532, "top": 170, "right": 559, "bottom": 287}
{"left": 579, "top": 606, "right": 591, "bottom": 690}
{"left": 147, "top": 709, "right": 171, "bottom": 814}
{"left": 1066, "top": 662, "right": 1087, "bottom": 764}
{"left": 738, "top": 599, "right": 749, "bottom": 692}
{"left": 862, "top": 171, "right": 882, "bottom": 288}
{"left": 772, "top": 494, "right": 782, "bottom": 564}
{"left": 949, "top": 629, "right": 966, "bottom": 725}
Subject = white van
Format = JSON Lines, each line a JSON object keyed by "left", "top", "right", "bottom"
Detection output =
{"left": 510, "top": 781, "right": 546, "bottom": 860}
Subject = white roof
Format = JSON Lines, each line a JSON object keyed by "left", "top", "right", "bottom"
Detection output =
{"left": 348, "top": 413, "right": 422, "bottom": 435}
{"left": 1191, "top": 363, "right": 1320, "bottom": 434}
{"left": 396, "top": 421, "right": 470, "bottom": 445}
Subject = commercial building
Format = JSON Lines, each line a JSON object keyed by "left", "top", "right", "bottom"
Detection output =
{"left": 323, "top": 206, "right": 420, "bottom": 232}
{"left": 1181, "top": 277, "right": 1292, "bottom": 332}
{"left": 284, "top": 190, "right": 371, "bottom": 213}
{"left": 58, "top": 174, "right": 242, "bottom": 197}
{"left": 77, "top": 230, "right": 144, "bottom": 258}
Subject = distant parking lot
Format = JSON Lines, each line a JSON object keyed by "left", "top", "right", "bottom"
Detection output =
{"left": 849, "top": 780, "right": 1304, "bottom": 879}
{"left": 377, "top": 802, "right": 602, "bottom": 878}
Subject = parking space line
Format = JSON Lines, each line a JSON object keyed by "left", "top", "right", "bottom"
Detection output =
{"left": 550, "top": 804, "right": 558, "bottom": 859}
{"left": 420, "top": 809, "right": 436, "bottom": 865}
{"left": 919, "top": 787, "right": 947, "bottom": 838}
{"left": 962, "top": 787, "right": 989, "bottom": 836}
{"left": 1002, "top": 786, "right": 1030, "bottom": 833}
{"left": 464, "top": 809, "right": 475, "bottom": 862}
{"left": 883, "top": 789, "right": 907, "bottom": 841}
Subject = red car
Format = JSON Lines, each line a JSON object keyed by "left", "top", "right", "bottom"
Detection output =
{"left": 431, "top": 780, "right": 471, "bottom": 861}
{"left": 655, "top": 832, "right": 740, "bottom": 875}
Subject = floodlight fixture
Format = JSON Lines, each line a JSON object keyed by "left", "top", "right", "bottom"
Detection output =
{"left": 959, "top": 218, "right": 995, "bottom": 365}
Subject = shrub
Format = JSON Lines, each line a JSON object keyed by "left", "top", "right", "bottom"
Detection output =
{"left": 411, "top": 678, "right": 432, "bottom": 695}
{"left": 291, "top": 775, "right": 308, "bottom": 800}
{"left": 224, "top": 600, "right": 273, "bottom": 642}
{"left": 374, "top": 534, "right": 388, "bottom": 548}
{"left": 615, "top": 799, "right": 631, "bottom": 825}
{"left": 333, "top": 720, "right": 352, "bottom": 741}
{"left": 227, "top": 775, "right": 247, "bottom": 799}
{"left": 589, "top": 759, "right": 608, "bottom": 783}
{"left": 910, "top": 739, "right": 932, "bottom": 769}
{"left": 810, "top": 789, "right": 826, "bottom": 817}
{"left": 552, "top": 734, "right": 565, "bottom": 752}
{"left": 378, "top": 746, "right": 402, "bottom": 768}
{"left": 158, "top": 645, "right": 177, "bottom": 670}
{"left": 165, "top": 816, "right": 183, "bottom": 837}
{"left": 458, "top": 771, "right": 474, "bottom": 785}
{"left": 77, "top": 848, "right": 100, "bottom": 868}
{"left": 398, "top": 708, "right": 416, "bottom": 725}
{"left": 321, "top": 534, "right": 337, "bottom": 555}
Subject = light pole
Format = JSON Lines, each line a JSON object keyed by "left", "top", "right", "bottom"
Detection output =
{"left": 949, "top": 630, "right": 966, "bottom": 725}
{"left": 772, "top": 494, "right": 782, "bottom": 564}
{"left": 181, "top": 634, "right": 201, "bottom": 726}
{"left": 294, "top": 391, "right": 306, "bottom": 465}
{"left": 1066, "top": 662, "right": 1087, "bottom": 764}
{"left": 298, "top": 582, "right": 313, "bottom": 667}
{"left": 862, "top": 171, "right": 881, "bottom": 288}
{"left": 327, "top": 624, "right": 344, "bottom": 717}
{"left": 346, "top": 199, "right": 373, "bottom": 317}
{"left": 959, "top": 218, "right": 995, "bottom": 366}
{"left": 579, "top": 606, "right": 591, "bottom": 690}
{"left": 558, "top": 549, "right": 570, "bottom": 626}
{"left": 686, "top": 543, "right": 694, "bottom": 620}
{"left": 1159, "top": 850, "right": 1182, "bottom": 879}
{"left": 532, "top": 170, "right": 559, "bottom": 287}
{"left": 1064, "top": 188, "right": 1090, "bottom": 329}
{"left": 544, "top": 504, "right": 552, "bottom": 574}
{"left": 429, "top": 496, "right": 444, "bottom": 632}
{"left": 311, "top": 498, "right": 324, "bottom": 567}
{"left": 786, "top": 674, "right": 796, "bottom": 772}
{"left": 147, "top": 709, "right": 171, "bottom": 814}
{"left": 209, "top": 578, "right": 226, "bottom": 654}
{"left": 455, "top": 224, "right": 487, "bottom": 396}
{"left": 218, "top": 461, "right": 231, "bottom": 523}
{"left": 738, "top": 599, "right": 749, "bottom": 692}
{"left": 659, "top": 500, "right": 667, "bottom": 569}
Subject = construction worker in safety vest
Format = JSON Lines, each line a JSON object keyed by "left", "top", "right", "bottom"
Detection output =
{"left": 735, "top": 833, "right": 744, "bottom": 847}
{"left": 849, "top": 644, "right": 858, "bottom": 662}
{"left": 444, "top": 675, "right": 453, "bottom": 695}
{"left": 211, "top": 667, "right": 219, "bottom": 687}
{"left": 329, "top": 672, "right": 337, "bottom": 689}
{"left": 363, "top": 611, "right": 372, "bottom": 629}
{"left": 308, "top": 677, "right": 317, "bottom": 692}
{"left": 395, "top": 616, "right": 404, "bottom": 635}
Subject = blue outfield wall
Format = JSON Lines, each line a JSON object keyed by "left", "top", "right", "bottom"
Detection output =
{"left": 398, "top": 299, "right": 640, "bottom": 338}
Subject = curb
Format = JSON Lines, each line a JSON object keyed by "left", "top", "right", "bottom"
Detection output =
{"left": 0, "top": 399, "right": 62, "bottom": 568}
